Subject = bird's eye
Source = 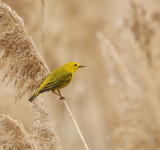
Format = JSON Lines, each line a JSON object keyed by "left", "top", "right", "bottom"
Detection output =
{"left": 74, "top": 64, "right": 77, "bottom": 66}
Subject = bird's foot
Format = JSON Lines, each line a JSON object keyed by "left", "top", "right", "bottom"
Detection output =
{"left": 59, "top": 96, "right": 65, "bottom": 100}
{"left": 52, "top": 90, "right": 65, "bottom": 100}
{"left": 58, "top": 90, "right": 65, "bottom": 100}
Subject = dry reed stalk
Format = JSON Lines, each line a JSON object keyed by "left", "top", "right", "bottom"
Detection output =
{"left": 0, "top": 2, "right": 62, "bottom": 150}
{"left": 97, "top": 32, "right": 140, "bottom": 97}
{"left": 40, "top": 0, "right": 45, "bottom": 58}
{"left": 31, "top": 98, "right": 62, "bottom": 150}
{"left": 97, "top": 32, "right": 160, "bottom": 150}
{"left": 125, "top": 1, "right": 155, "bottom": 65}
{"left": 0, "top": 114, "right": 35, "bottom": 150}
{"left": 0, "top": 2, "right": 49, "bottom": 100}
{"left": 39, "top": 1, "right": 89, "bottom": 148}
{"left": 62, "top": 99, "right": 90, "bottom": 150}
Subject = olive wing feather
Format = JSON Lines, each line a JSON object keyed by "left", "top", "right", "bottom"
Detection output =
{"left": 39, "top": 72, "right": 72, "bottom": 93}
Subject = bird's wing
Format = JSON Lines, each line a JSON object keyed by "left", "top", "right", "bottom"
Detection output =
{"left": 36, "top": 74, "right": 49, "bottom": 88}
{"left": 39, "top": 72, "right": 72, "bottom": 93}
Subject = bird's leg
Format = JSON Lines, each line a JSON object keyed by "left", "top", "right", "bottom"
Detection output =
{"left": 52, "top": 90, "right": 65, "bottom": 100}
{"left": 52, "top": 90, "right": 61, "bottom": 97}
{"left": 57, "top": 90, "right": 65, "bottom": 100}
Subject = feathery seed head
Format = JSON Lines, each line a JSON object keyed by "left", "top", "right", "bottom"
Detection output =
{"left": 0, "top": 3, "right": 49, "bottom": 101}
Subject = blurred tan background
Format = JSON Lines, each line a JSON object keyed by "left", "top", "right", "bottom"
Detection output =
{"left": 1, "top": 0, "right": 160, "bottom": 150}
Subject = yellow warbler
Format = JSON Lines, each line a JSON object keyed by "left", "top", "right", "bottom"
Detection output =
{"left": 29, "top": 62, "right": 86, "bottom": 102}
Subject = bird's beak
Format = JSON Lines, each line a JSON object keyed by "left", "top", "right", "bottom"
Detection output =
{"left": 79, "top": 65, "right": 86, "bottom": 68}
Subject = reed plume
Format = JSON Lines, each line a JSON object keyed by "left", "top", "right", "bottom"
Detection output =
{"left": 124, "top": 1, "right": 155, "bottom": 65}
{"left": 97, "top": 29, "right": 160, "bottom": 150}
{"left": 31, "top": 99, "right": 62, "bottom": 150}
{"left": 0, "top": 114, "right": 35, "bottom": 150}
{"left": 0, "top": 2, "right": 62, "bottom": 150}
{"left": 0, "top": 2, "right": 49, "bottom": 101}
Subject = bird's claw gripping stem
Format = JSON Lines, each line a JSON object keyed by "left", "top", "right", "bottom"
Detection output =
{"left": 58, "top": 90, "right": 65, "bottom": 100}
{"left": 59, "top": 96, "right": 65, "bottom": 100}
{"left": 52, "top": 90, "right": 65, "bottom": 100}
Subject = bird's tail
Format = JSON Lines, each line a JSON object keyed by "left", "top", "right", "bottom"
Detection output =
{"left": 28, "top": 93, "right": 39, "bottom": 102}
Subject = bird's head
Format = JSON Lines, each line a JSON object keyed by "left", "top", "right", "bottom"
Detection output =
{"left": 65, "top": 62, "right": 86, "bottom": 73}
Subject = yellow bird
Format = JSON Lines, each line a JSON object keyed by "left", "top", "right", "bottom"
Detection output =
{"left": 29, "top": 62, "right": 86, "bottom": 102}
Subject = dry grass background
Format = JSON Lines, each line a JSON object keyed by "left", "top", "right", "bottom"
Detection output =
{"left": 1, "top": 0, "right": 160, "bottom": 150}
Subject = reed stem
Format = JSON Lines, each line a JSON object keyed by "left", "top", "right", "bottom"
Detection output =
{"left": 40, "top": 0, "right": 45, "bottom": 58}
{"left": 62, "top": 99, "right": 90, "bottom": 150}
